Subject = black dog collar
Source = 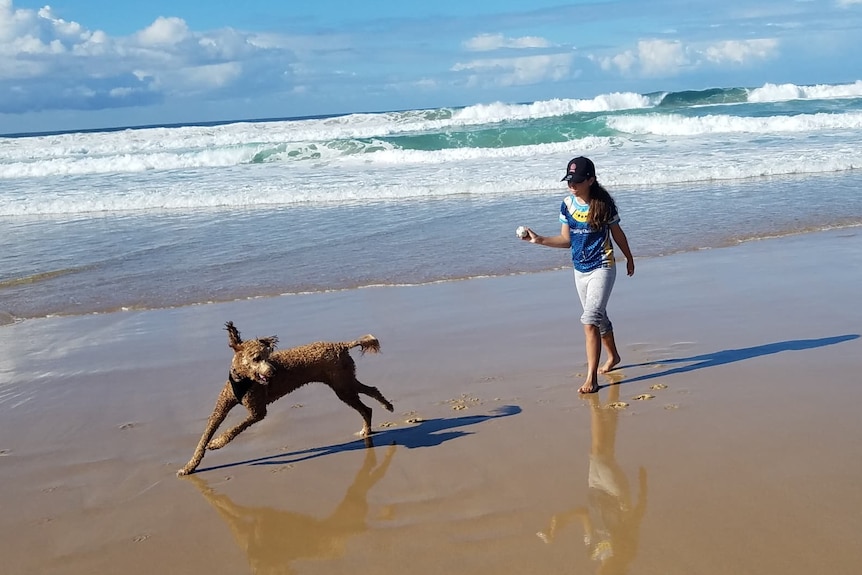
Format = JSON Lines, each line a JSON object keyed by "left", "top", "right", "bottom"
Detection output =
{"left": 228, "top": 371, "right": 253, "bottom": 402}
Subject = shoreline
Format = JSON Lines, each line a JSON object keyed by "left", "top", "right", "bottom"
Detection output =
{"left": 3, "top": 220, "right": 861, "bottom": 324}
{"left": 1, "top": 227, "right": 861, "bottom": 574}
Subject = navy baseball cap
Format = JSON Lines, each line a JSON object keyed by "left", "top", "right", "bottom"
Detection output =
{"left": 561, "top": 156, "right": 596, "bottom": 183}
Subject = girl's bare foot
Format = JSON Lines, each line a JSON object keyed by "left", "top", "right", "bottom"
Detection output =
{"left": 579, "top": 379, "right": 599, "bottom": 394}
{"left": 598, "top": 355, "right": 621, "bottom": 374}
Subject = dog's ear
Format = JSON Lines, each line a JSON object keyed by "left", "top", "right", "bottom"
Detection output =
{"left": 259, "top": 336, "right": 279, "bottom": 350}
{"left": 225, "top": 321, "right": 243, "bottom": 350}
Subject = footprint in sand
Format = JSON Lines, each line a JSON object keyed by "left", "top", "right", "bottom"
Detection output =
{"left": 607, "top": 402, "right": 629, "bottom": 409}
{"left": 405, "top": 417, "right": 424, "bottom": 424}
{"left": 632, "top": 394, "right": 655, "bottom": 401}
{"left": 0, "top": 449, "right": 11, "bottom": 456}
{"left": 119, "top": 422, "right": 136, "bottom": 430}
{"left": 664, "top": 404, "right": 680, "bottom": 410}
{"left": 649, "top": 383, "right": 668, "bottom": 390}
{"left": 379, "top": 421, "right": 397, "bottom": 428}
{"left": 290, "top": 404, "right": 303, "bottom": 408}
{"left": 442, "top": 394, "right": 483, "bottom": 411}
{"left": 133, "top": 534, "right": 150, "bottom": 543}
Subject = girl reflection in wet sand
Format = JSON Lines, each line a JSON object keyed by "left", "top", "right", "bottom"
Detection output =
{"left": 187, "top": 444, "right": 396, "bottom": 575}
{"left": 537, "top": 386, "right": 647, "bottom": 575}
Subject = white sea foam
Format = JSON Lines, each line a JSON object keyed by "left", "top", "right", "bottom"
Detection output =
{"left": 2, "top": 81, "right": 862, "bottom": 216}
{"left": 452, "top": 91, "right": 652, "bottom": 123}
{"left": 748, "top": 80, "right": 862, "bottom": 103}
{"left": 2, "top": 106, "right": 861, "bottom": 183}
{"left": 2, "top": 81, "right": 860, "bottom": 180}
{"left": 4, "top": 130, "right": 860, "bottom": 217}
{"left": 608, "top": 111, "right": 862, "bottom": 136}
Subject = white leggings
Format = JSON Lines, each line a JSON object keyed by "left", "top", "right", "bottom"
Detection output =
{"left": 573, "top": 265, "right": 617, "bottom": 335}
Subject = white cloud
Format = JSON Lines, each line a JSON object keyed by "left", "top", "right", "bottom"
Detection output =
{"left": 1, "top": 1, "right": 89, "bottom": 52}
{"left": 464, "top": 33, "right": 550, "bottom": 52}
{"left": 37, "top": 5, "right": 87, "bottom": 38}
{"left": 837, "top": 0, "right": 862, "bottom": 6}
{"left": 704, "top": 39, "right": 778, "bottom": 64}
{"left": 136, "top": 16, "right": 189, "bottom": 47}
{"left": 598, "top": 37, "right": 779, "bottom": 77}
{"left": 596, "top": 50, "right": 638, "bottom": 74}
{"left": 637, "top": 39, "right": 690, "bottom": 76}
{"left": 109, "top": 86, "right": 135, "bottom": 98}
{"left": 180, "top": 62, "right": 243, "bottom": 89}
{"left": 131, "top": 62, "right": 243, "bottom": 93}
{"left": 0, "top": 2, "right": 299, "bottom": 113}
{"left": 452, "top": 53, "right": 573, "bottom": 87}
{"left": 597, "top": 39, "right": 688, "bottom": 77}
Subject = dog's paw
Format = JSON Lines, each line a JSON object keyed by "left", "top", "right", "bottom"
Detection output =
{"left": 207, "top": 437, "right": 227, "bottom": 450}
{"left": 176, "top": 468, "right": 193, "bottom": 477}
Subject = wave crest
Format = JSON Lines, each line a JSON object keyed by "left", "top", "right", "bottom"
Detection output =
{"left": 748, "top": 81, "right": 862, "bottom": 103}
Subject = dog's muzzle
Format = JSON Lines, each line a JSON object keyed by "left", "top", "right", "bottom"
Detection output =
{"left": 255, "top": 362, "right": 276, "bottom": 385}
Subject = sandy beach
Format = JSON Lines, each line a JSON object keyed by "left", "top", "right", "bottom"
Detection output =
{"left": 1, "top": 227, "right": 861, "bottom": 575}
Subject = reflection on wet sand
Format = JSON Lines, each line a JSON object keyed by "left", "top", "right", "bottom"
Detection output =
{"left": 187, "top": 444, "right": 396, "bottom": 575}
{"left": 537, "top": 386, "right": 647, "bottom": 575}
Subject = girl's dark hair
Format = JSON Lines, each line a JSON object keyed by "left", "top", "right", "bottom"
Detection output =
{"left": 587, "top": 181, "right": 618, "bottom": 230}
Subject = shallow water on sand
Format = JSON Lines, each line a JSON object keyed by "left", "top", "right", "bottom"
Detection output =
{"left": 2, "top": 170, "right": 862, "bottom": 320}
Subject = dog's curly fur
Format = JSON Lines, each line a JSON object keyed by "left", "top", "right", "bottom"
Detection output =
{"left": 178, "top": 321, "right": 393, "bottom": 476}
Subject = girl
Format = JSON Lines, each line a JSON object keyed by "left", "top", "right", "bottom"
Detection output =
{"left": 521, "top": 156, "right": 635, "bottom": 393}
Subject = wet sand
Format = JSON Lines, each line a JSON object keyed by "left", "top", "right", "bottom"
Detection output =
{"left": 1, "top": 228, "right": 861, "bottom": 575}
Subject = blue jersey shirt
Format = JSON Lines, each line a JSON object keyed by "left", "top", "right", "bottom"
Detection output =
{"left": 559, "top": 195, "right": 620, "bottom": 272}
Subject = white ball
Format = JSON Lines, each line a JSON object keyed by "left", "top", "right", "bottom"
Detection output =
{"left": 516, "top": 226, "right": 528, "bottom": 238}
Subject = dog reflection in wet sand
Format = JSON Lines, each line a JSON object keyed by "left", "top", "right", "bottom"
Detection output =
{"left": 537, "top": 386, "right": 647, "bottom": 575}
{"left": 187, "top": 444, "right": 396, "bottom": 575}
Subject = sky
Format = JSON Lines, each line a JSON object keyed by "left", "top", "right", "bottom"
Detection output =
{"left": 2, "top": 0, "right": 862, "bottom": 134}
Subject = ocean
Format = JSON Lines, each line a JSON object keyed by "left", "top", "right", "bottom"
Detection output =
{"left": 2, "top": 81, "right": 862, "bottom": 322}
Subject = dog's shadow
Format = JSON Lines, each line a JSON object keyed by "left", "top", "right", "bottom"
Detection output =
{"left": 194, "top": 404, "right": 522, "bottom": 474}
{"left": 606, "top": 334, "right": 859, "bottom": 389}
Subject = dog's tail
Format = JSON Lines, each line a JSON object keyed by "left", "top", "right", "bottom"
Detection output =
{"left": 349, "top": 334, "right": 380, "bottom": 355}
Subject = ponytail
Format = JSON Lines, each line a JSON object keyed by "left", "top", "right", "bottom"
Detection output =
{"left": 587, "top": 181, "right": 618, "bottom": 230}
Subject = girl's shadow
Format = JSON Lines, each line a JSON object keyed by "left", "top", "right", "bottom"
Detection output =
{"left": 606, "top": 334, "right": 859, "bottom": 388}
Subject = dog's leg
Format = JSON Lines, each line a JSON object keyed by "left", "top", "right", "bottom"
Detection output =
{"left": 207, "top": 398, "right": 267, "bottom": 450}
{"left": 334, "top": 389, "right": 375, "bottom": 437}
{"left": 355, "top": 380, "right": 395, "bottom": 412}
{"left": 178, "top": 386, "right": 238, "bottom": 476}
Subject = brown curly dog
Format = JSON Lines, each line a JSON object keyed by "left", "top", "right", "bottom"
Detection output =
{"left": 177, "top": 321, "right": 393, "bottom": 476}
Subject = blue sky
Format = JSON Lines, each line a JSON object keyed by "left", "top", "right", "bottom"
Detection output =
{"left": 2, "top": 0, "right": 862, "bottom": 134}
